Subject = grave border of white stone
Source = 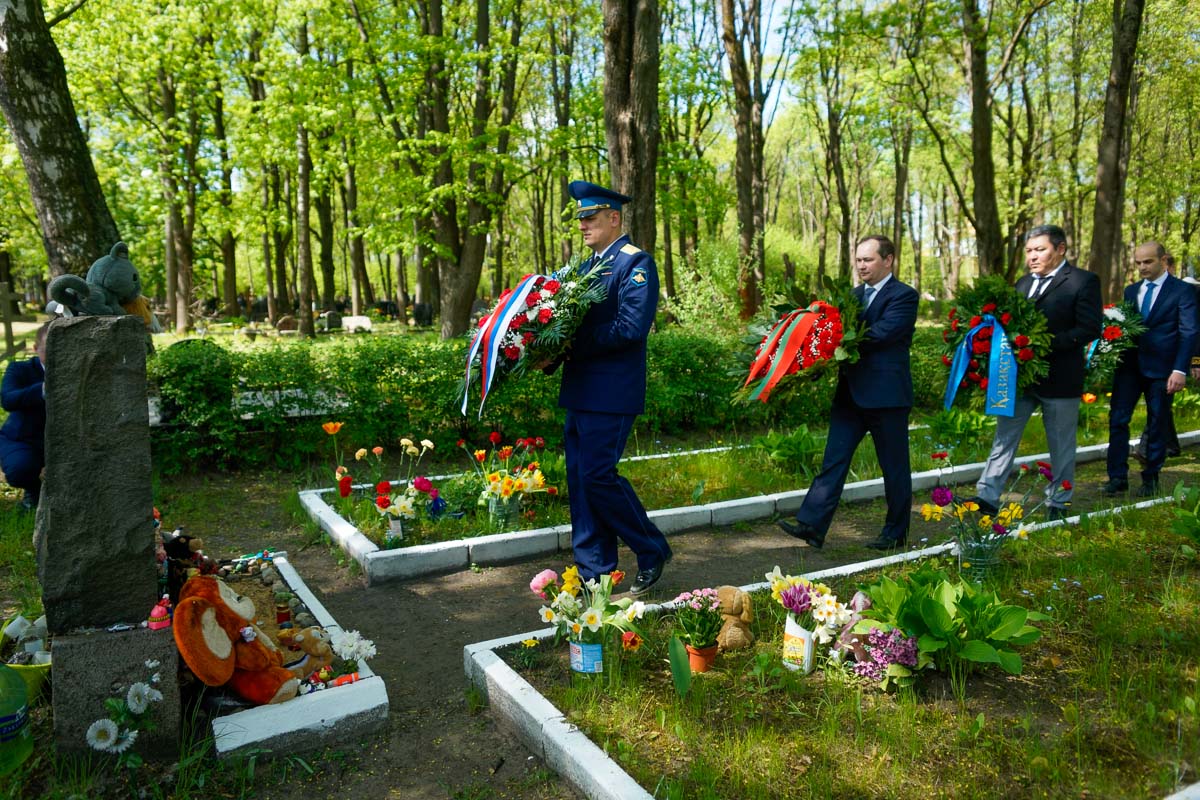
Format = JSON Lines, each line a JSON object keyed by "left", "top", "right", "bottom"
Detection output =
{"left": 209, "top": 552, "right": 389, "bottom": 757}
{"left": 465, "top": 493, "right": 1181, "bottom": 800}
{"left": 301, "top": 432, "right": 1197, "bottom": 585}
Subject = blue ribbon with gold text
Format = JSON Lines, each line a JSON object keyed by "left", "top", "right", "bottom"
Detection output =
{"left": 943, "top": 314, "right": 1017, "bottom": 417}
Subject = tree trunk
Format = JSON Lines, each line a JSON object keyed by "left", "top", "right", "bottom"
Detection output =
{"left": 549, "top": 13, "right": 576, "bottom": 265}
{"left": 343, "top": 148, "right": 369, "bottom": 316}
{"left": 962, "top": 0, "right": 1005, "bottom": 276}
{"left": 315, "top": 186, "right": 336, "bottom": 310}
{"left": 213, "top": 79, "right": 238, "bottom": 317}
{"left": 602, "top": 0, "right": 659, "bottom": 252}
{"left": 1087, "top": 0, "right": 1145, "bottom": 302}
{"left": 0, "top": 0, "right": 120, "bottom": 276}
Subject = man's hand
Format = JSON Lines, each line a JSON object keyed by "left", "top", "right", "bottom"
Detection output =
{"left": 1191, "top": 366, "right": 1200, "bottom": 383}
{"left": 1168, "top": 371, "right": 1187, "bottom": 393}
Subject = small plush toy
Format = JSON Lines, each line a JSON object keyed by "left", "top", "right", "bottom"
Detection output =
{"left": 147, "top": 595, "right": 172, "bottom": 631}
{"left": 716, "top": 585, "right": 755, "bottom": 651}
{"left": 282, "top": 626, "right": 335, "bottom": 681}
{"left": 47, "top": 242, "right": 144, "bottom": 316}
{"left": 173, "top": 575, "right": 299, "bottom": 705}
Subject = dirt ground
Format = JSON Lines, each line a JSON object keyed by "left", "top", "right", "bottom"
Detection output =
{"left": 148, "top": 447, "right": 1200, "bottom": 800}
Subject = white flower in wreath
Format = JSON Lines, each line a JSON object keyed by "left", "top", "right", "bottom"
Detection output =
{"left": 1104, "top": 306, "right": 1126, "bottom": 321}
{"left": 86, "top": 718, "right": 119, "bottom": 751}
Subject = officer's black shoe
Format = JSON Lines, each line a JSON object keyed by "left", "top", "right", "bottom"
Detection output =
{"left": 1136, "top": 480, "right": 1160, "bottom": 498}
{"left": 864, "top": 534, "right": 907, "bottom": 551}
{"left": 776, "top": 519, "right": 825, "bottom": 549}
{"left": 966, "top": 496, "right": 999, "bottom": 516}
{"left": 1101, "top": 478, "right": 1129, "bottom": 496}
{"left": 630, "top": 557, "right": 670, "bottom": 596}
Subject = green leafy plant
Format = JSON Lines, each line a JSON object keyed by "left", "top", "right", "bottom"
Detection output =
{"left": 1170, "top": 483, "right": 1200, "bottom": 545}
{"left": 667, "top": 635, "right": 691, "bottom": 698}
{"left": 750, "top": 425, "right": 825, "bottom": 478}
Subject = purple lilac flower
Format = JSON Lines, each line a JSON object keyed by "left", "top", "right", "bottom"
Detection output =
{"left": 853, "top": 628, "right": 918, "bottom": 683}
{"left": 779, "top": 583, "right": 812, "bottom": 616}
{"left": 931, "top": 486, "right": 954, "bottom": 507}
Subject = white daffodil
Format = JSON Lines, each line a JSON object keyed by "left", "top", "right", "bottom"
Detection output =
{"left": 765, "top": 565, "right": 784, "bottom": 585}
{"left": 581, "top": 608, "right": 603, "bottom": 632}
{"left": 814, "top": 625, "right": 835, "bottom": 644}
{"left": 86, "top": 719, "right": 119, "bottom": 751}
{"left": 539, "top": 606, "right": 556, "bottom": 624}
{"left": 126, "top": 682, "right": 153, "bottom": 714}
{"left": 625, "top": 601, "right": 647, "bottom": 621}
{"left": 395, "top": 496, "right": 417, "bottom": 519}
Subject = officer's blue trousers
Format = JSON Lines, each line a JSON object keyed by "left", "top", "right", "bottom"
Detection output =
{"left": 0, "top": 433, "right": 42, "bottom": 502}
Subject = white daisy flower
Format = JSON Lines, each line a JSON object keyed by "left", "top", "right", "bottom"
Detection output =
{"left": 110, "top": 729, "right": 138, "bottom": 754}
{"left": 126, "top": 682, "right": 153, "bottom": 714}
{"left": 86, "top": 719, "right": 119, "bottom": 751}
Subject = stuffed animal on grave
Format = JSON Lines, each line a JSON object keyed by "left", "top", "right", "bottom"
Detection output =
{"left": 715, "top": 585, "right": 755, "bottom": 651}
{"left": 46, "top": 241, "right": 162, "bottom": 333}
{"left": 163, "top": 529, "right": 218, "bottom": 603}
{"left": 173, "top": 575, "right": 299, "bottom": 705}
{"left": 282, "top": 626, "right": 335, "bottom": 681}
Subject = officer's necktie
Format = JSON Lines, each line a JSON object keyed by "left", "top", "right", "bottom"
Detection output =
{"left": 1028, "top": 276, "right": 1043, "bottom": 300}
{"left": 863, "top": 286, "right": 876, "bottom": 309}
{"left": 1141, "top": 280, "right": 1156, "bottom": 318}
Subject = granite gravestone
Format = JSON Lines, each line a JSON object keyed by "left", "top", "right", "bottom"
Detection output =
{"left": 32, "top": 316, "right": 179, "bottom": 757}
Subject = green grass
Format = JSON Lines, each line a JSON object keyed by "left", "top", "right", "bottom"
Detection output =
{"left": 515, "top": 504, "right": 1200, "bottom": 799}
{"left": 0, "top": 490, "right": 42, "bottom": 623}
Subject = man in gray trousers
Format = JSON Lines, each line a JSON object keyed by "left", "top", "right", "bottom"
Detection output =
{"left": 970, "top": 225, "right": 1102, "bottom": 520}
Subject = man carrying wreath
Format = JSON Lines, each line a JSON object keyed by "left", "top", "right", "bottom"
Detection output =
{"left": 544, "top": 180, "right": 672, "bottom": 595}
{"left": 971, "top": 225, "right": 1102, "bottom": 520}
{"left": 777, "top": 235, "right": 919, "bottom": 551}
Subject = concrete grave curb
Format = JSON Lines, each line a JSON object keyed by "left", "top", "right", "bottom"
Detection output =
{"left": 464, "top": 493, "right": 1181, "bottom": 800}
{"left": 210, "top": 553, "right": 389, "bottom": 757}
{"left": 301, "top": 431, "right": 1200, "bottom": 584}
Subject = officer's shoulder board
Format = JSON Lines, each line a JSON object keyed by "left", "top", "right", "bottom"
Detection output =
{"left": 620, "top": 243, "right": 641, "bottom": 256}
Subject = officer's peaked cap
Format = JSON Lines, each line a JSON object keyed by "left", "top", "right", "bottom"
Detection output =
{"left": 568, "top": 180, "right": 631, "bottom": 219}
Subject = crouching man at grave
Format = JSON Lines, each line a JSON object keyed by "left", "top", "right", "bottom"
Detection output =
{"left": 1, "top": 323, "right": 47, "bottom": 511}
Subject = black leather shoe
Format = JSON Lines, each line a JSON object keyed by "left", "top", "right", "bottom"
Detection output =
{"left": 777, "top": 519, "right": 825, "bottom": 549}
{"left": 1046, "top": 506, "right": 1069, "bottom": 522}
{"left": 1135, "top": 480, "right": 1160, "bottom": 498}
{"left": 1101, "top": 478, "right": 1129, "bottom": 496}
{"left": 966, "top": 496, "right": 999, "bottom": 516}
{"left": 864, "top": 535, "right": 906, "bottom": 551}
{"left": 630, "top": 559, "right": 668, "bottom": 596}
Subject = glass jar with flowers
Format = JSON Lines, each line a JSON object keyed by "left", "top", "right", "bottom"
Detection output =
{"left": 373, "top": 436, "right": 445, "bottom": 548}
{"left": 765, "top": 567, "right": 851, "bottom": 674}
{"left": 529, "top": 566, "right": 644, "bottom": 674}
{"left": 671, "top": 588, "right": 724, "bottom": 672}
{"left": 460, "top": 434, "right": 557, "bottom": 531}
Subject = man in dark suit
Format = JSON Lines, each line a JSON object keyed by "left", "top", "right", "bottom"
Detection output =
{"left": 1133, "top": 254, "right": 1189, "bottom": 463}
{"left": 777, "top": 235, "right": 919, "bottom": 550}
{"left": 1104, "top": 241, "right": 1198, "bottom": 497}
{"left": 1, "top": 324, "right": 48, "bottom": 511}
{"left": 972, "top": 225, "right": 1102, "bottom": 519}
{"left": 554, "top": 180, "right": 672, "bottom": 594}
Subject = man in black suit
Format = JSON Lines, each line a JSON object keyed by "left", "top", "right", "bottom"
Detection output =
{"left": 972, "top": 225, "right": 1102, "bottom": 520}
{"left": 1, "top": 324, "right": 47, "bottom": 511}
{"left": 778, "top": 235, "right": 919, "bottom": 550}
{"left": 1104, "top": 242, "right": 1198, "bottom": 497}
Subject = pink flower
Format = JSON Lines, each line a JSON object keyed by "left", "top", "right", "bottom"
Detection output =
{"left": 413, "top": 475, "right": 433, "bottom": 493}
{"left": 429, "top": 488, "right": 439, "bottom": 500}
{"left": 530, "top": 569, "right": 558, "bottom": 599}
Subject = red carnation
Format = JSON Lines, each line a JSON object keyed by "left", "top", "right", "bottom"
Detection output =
{"left": 504, "top": 345, "right": 521, "bottom": 360}
{"left": 543, "top": 279, "right": 561, "bottom": 293}
{"left": 1000, "top": 312, "right": 1012, "bottom": 326}
{"left": 969, "top": 359, "right": 980, "bottom": 369}
{"left": 1014, "top": 335, "right": 1030, "bottom": 347}
{"left": 951, "top": 318, "right": 960, "bottom": 331}
{"left": 1103, "top": 325, "right": 1122, "bottom": 340}
{"left": 338, "top": 475, "right": 353, "bottom": 498}
{"left": 943, "top": 330, "right": 951, "bottom": 342}
{"left": 375, "top": 494, "right": 390, "bottom": 510}
{"left": 1061, "top": 480, "right": 1072, "bottom": 491}
{"left": 477, "top": 315, "right": 489, "bottom": 328}
{"left": 457, "top": 438, "right": 466, "bottom": 448}
{"left": 376, "top": 480, "right": 391, "bottom": 494}
{"left": 538, "top": 307, "right": 553, "bottom": 324}
{"left": 967, "top": 372, "right": 982, "bottom": 383}
{"left": 981, "top": 303, "right": 997, "bottom": 313}
{"left": 1018, "top": 347, "right": 1035, "bottom": 361}
{"left": 931, "top": 452, "right": 949, "bottom": 460}
{"left": 522, "top": 332, "right": 534, "bottom": 345}
{"left": 941, "top": 354, "right": 952, "bottom": 366}
{"left": 526, "top": 291, "right": 542, "bottom": 305}
{"left": 508, "top": 313, "right": 529, "bottom": 330}
{"left": 980, "top": 378, "right": 989, "bottom": 389}
{"left": 969, "top": 315, "right": 982, "bottom": 327}
{"left": 534, "top": 436, "right": 545, "bottom": 448}
{"left": 948, "top": 308, "right": 957, "bottom": 319}
{"left": 971, "top": 338, "right": 991, "bottom": 355}
{"left": 489, "top": 431, "right": 503, "bottom": 444}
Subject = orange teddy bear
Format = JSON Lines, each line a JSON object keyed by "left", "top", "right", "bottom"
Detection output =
{"left": 173, "top": 575, "right": 299, "bottom": 705}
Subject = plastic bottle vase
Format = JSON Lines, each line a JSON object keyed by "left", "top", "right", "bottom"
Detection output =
{"left": 0, "top": 664, "right": 34, "bottom": 776}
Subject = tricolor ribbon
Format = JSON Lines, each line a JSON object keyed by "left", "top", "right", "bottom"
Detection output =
{"left": 1085, "top": 339, "right": 1099, "bottom": 367}
{"left": 462, "top": 273, "right": 547, "bottom": 417}
{"left": 743, "top": 301, "right": 836, "bottom": 403}
{"left": 943, "top": 314, "right": 1017, "bottom": 417}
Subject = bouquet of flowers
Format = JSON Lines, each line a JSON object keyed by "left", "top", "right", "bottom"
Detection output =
{"left": 940, "top": 275, "right": 1052, "bottom": 415}
{"left": 765, "top": 567, "right": 852, "bottom": 644}
{"left": 737, "top": 278, "right": 864, "bottom": 403}
{"left": 1084, "top": 302, "right": 1146, "bottom": 393}
{"left": 530, "top": 566, "right": 645, "bottom": 644}
{"left": 458, "top": 433, "right": 557, "bottom": 511}
{"left": 329, "top": 629, "right": 377, "bottom": 676}
{"left": 671, "top": 588, "right": 724, "bottom": 649}
{"left": 462, "top": 256, "right": 608, "bottom": 416}
{"left": 375, "top": 437, "right": 446, "bottom": 529}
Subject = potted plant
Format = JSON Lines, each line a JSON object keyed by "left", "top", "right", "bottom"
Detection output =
{"left": 671, "top": 588, "right": 724, "bottom": 672}
{"left": 529, "top": 567, "right": 643, "bottom": 674}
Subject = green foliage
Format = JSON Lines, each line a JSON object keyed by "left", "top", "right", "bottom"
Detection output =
{"left": 924, "top": 407, "right": 995, "bottom": 450}
{"left": 667, "top": 635, "right": 691, "bottom": 698}
{"left": 1171, "top": 483, "right": 1200, "bottom": 545}
{"left": 910, "top": 325, "right": 954, "bottom": 411}
{"left": 149, "top": 339, "right": 238, "bottom": 470}
{"left": 749, "top": 425, "right": 825, "bottom": 479}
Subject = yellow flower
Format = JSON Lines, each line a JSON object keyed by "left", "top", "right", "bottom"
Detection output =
{"left": 400, "top": 438, "right": 414, "bottom": 448}
{"left": 406, "top": 446, "right": 419, "bottom": 457}
{"left": 355, "top": 448, "right": 368, "bottom": 461}
{"left": 1004, "top": 503, "right": 1024, "bottom": 521}
{"left": 532, "top": 470, "right": 546, "bottom": 488}
{"left": 487, "top": 472, "right": 502, "bottom": 484}
{"left": 962, "top": 561, "right": 972, "bottom": 569}
{"left": 921, "top": 503, "right": 944, "bottom": 521}
{"left": 570, "top": 621, "right": 583, "bottom": 636}
{"left": 513, "top": 479, "right": 528, "bottom": 493}
{"left": 322, "top": 421, "right": 343, "bottom": 435}
{"left": 522, "top": 639, "right": 538, "bottom": 648}
{"left": 978, "top": 515, "right": 993, "bottom": 530}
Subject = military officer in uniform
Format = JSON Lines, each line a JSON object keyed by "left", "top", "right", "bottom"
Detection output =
{"left": 549, "top": 180, "right": 672, "bottom": 595}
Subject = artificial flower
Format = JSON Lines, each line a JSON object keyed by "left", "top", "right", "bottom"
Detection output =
{"left": 86, "top": 718, "right": 119, "bottom": 751}
{"left": 530, "top": 569, "right": 558, "bottom": 599}
{"left": 125, "top": 682, "right": 159, "bottom": 715}
{"left": 522, "top": 639, "right": 539, "bottom": 648}
{"left": 355, "top": 448, "right": 368, "bottom": 461}
{"left": 322, "top": 422, "right": 343, "bottom": 435}
{"left": 420, "top": 439, "right": 435, "bottom": 450}
{"left": 109, "top": 729, "right": 138, "bottom": 754}
{"left": 372, "top": 446, "right": 384, "bottom": 456}
{"left": 400, "top": 437, "right": 414, "bottom": 447}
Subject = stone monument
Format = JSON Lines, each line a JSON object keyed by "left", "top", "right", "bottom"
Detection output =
{"left": 33, "top": 316, "right": 180, "bottom": 757}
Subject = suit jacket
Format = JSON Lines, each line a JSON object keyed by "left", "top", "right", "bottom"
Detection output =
{"left": 1014, "top": 262, "right": 1102, "bottom": 398}
{"left": 839, "top": 277, "right": 919, "bottom": 409}
{"left": 559, "top": 235, "right": 659, "bottom": 415}
{"left": 0, "top": 356, "right": 46, "bottom": 447}
{"left": 1119, "top": 273, "right": 1198, "bottom": 379}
